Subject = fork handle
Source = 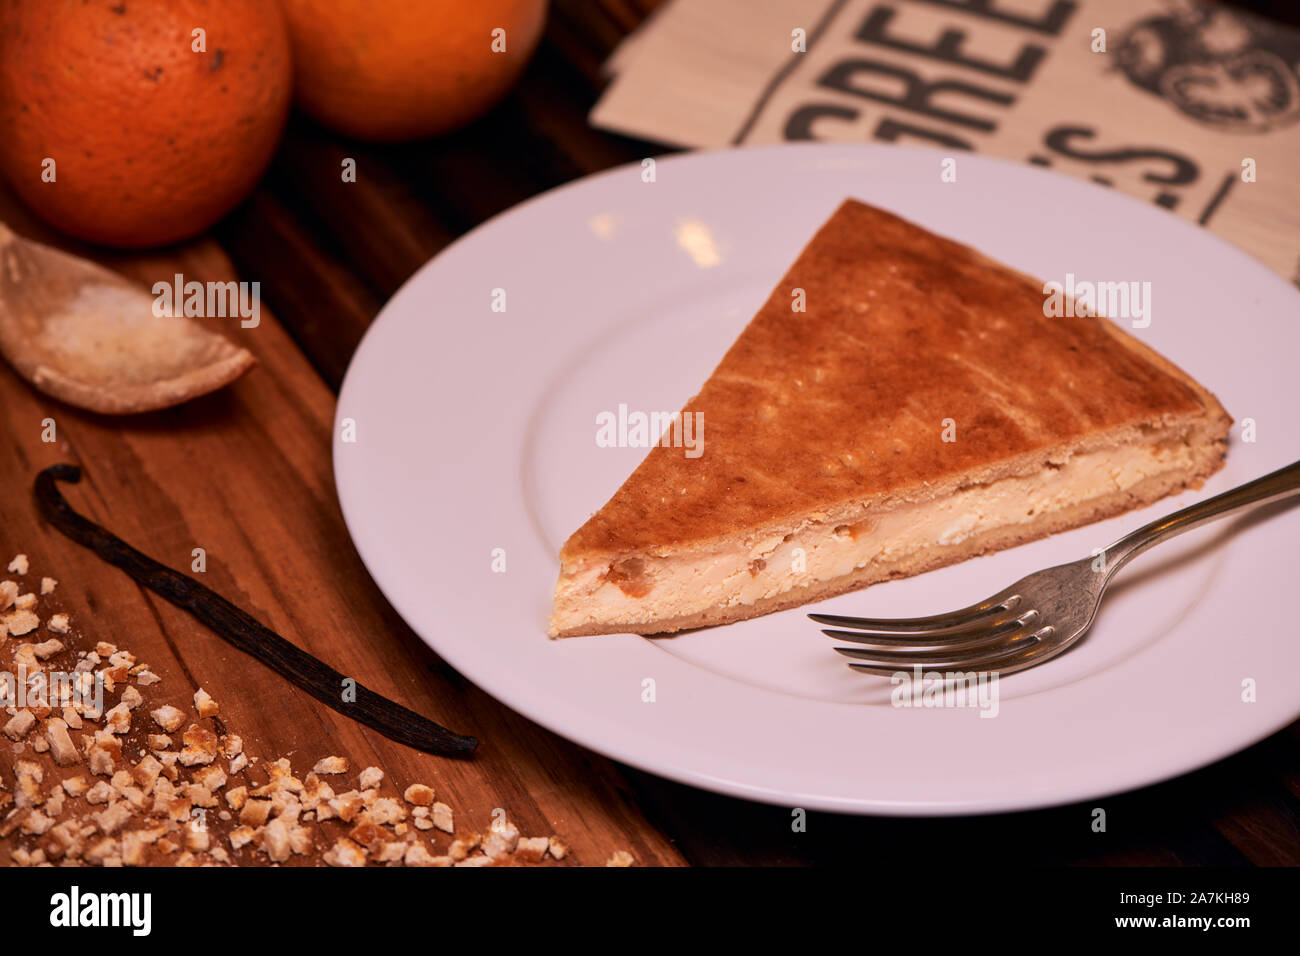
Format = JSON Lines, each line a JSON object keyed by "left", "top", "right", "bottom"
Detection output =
{"left": 1103, "top": 457, "right": 1300, "bottom": 574}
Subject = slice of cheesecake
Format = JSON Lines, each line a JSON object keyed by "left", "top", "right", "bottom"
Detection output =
{"left": 549, "top": 199, "right": 1231, "bottom": 637}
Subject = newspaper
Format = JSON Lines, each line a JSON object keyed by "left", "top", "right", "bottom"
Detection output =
{"left": 591, "top": 0, "right": 1300, "bottom": 285}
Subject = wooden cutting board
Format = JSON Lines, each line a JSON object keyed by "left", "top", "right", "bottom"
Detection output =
{"left": 0, "top": 188, "right": 685, "bottom": 867}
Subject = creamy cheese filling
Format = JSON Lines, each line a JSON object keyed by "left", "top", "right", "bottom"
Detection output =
{"left": 552, "top": 441, "right": 1200, "bottom": 632}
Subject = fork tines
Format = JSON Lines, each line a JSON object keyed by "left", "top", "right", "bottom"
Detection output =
{"left": 810, "top": 597, "right": 1054, "bottom": 677}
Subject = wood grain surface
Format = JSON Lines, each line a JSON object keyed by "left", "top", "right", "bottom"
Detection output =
{"left": 1, "top": 0, "right": 1297, "bottom": 867}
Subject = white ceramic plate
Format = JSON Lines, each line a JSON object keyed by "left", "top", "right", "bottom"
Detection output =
{"left": 334, "top": 144, "right": 1300, "bottom": 815}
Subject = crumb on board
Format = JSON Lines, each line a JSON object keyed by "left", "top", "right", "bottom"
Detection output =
{"left": 403, "top": 783, "right": 434, "bottom": 806}
{"left": 193, "top": 688, "right": 219, "bottom": 718}
{"left": 312, "top": 756, "right": 348, "bottom": 775}
{"left": 4, "top": 610, "right": 39, "bottom": 637}
{"left": 149, "top": 705, "right": 185, "bottom": 733}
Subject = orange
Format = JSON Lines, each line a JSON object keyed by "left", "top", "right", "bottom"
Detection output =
{"left": 278, "top": 0, "right": 547, "bottom": 141}
{"left": 0, "top": 0, "right": 291, "bottom": 248}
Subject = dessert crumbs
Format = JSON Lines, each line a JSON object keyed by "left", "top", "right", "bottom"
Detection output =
{"left": 0, "top": 554, "right": 634, "bottom": 868}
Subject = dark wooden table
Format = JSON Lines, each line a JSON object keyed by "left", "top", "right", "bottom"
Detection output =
{"left": 2, "top": 0, "right": 1297, "bottom": 867}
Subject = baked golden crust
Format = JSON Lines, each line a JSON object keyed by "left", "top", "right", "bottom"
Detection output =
{"left": 560, "top": 199, "right": 1230, "bottom": 562}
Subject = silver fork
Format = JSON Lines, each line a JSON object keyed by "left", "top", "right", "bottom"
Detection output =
{"left": 811, "top": 459, "right": 1300, "bottom": 677}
